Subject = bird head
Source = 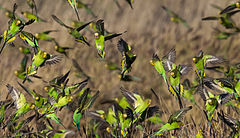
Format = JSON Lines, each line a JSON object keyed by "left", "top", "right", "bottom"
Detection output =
{"left": 100, "top": 114, "right": 105, "bottom": 120}
{"left": 67, "top": 29, "right": 72, "bottom": 34}
{"left": 147, "top": 99, "right": 151, "bottom": 105}
{"left": 15, "top": 19, "right": 22, "bottom": 26}
{"left": 95, "top": 32, "right": 100, "bottom": 40}
{"left": 106, "top": 127, "right": 111, "bottom": 133}
{"left": 35, "top": 96, "right": 40, "bottom": 101}
{"left": 5, "top": 11, "right": 10, "bottom": 17}
{"left": 54, "top": 45, "right": 59, "bottom": 50}
{"left": 22, "top": 12, "right": 27, "bottom": 18}
{"left": 67, "top": 96, "right": 73, "bottom": 102}
{"left": 35, "top": 33, "right": 39, "bottom": 39}
{"left": 150, "top": 59, "right": 156, "bottom": 66}
{"left": 30, "top": 104, "right": 35, "bottom": 109}
{"left": 192, "top": 57, "right": 198, "bottom": 63}
{"left": 177, "top": 122, "right": 184, "bottom": 128}
{"left": 237, "top": 2, "right": 240, "bottom": 8}
{"left": 89, "top": 22, "right": 94, "bottom": 29}
{"left": 18, "top": 47, "right": 23, "bottom": 52}
{"left": 42, "top": 51, "right": 48, "bottom": 59}
{"left": 20, "top": 33, "right": 25, "bottom": 40}
{"left": 170, "top": 71, "right": 176, "bottom": 78}
{"left": 44, "top": 86, "right": 50, "bottom": 92}
{"left": 14, "top": 70, "right": 19, "bottom": 75}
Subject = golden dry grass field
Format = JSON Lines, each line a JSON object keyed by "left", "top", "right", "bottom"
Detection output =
{"left": 0, "top": 0, "right": 240, "bottom": 137}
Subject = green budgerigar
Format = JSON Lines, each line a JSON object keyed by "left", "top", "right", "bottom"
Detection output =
{"left": 0, "top": 3, "right": 35, "bottom": 55}
{"left": 202, "top": 10, "right": 240, "bottom": 29}
{"left": 193, "top": 50, "right": 225, "bottom": 79}
{"left": 162, "top": 6, "right": 191, "bottom": 29}
{"left": 22, "top": 11, "right": 46, "bottom": 22}
{"left": 67, "top": 0, "right": 80, "bottom": 21}
{"left": 94, "top": 19, "right": 123, "bottom": 58}
{"left": 52, "top": 15, "right": 91, "bottom": 46}
{"left": 217, "top": 111, "right": 240, "bottom": 137}
{"left": 117, "top": 38, "right": 136, "bottom": 78}
{"left": 197, "top": 85, "right": 233, "bottom": 122}
{"left": 6, "top": 84, "right": 35, "bottom": 121}
{"left": 150, "top": 48, "right": 176, "bottom": 86}
{"left": 53, "top": 40, "right": 73, "bottom": 56}
{"left": 73, "top": 89, "right": 99, "bottom": 131}
{"left": 24, "top": 49, "right": 62, "bottom": 83}
{"left": 154, "top": 106, "right": 192, "bottom": 136}
{"left": 20, "top": 31, "right": 39, "bottom": 53}
{"left": 220, "top": 1, "right": 240, "bottom": 14}
{"left": 35, "top": 30, "right": 57, "bottom": 41}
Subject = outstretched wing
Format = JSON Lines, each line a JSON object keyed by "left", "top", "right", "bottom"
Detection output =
{"left": 45, "top": 55, "right": 63, "bottom": 65}
{"left": 52, "top": 15, "right": 72, "bottom": 29}
{"left": 6, "top": 84, "right": 26, "bottom": 109}
{"left": 168, "top": 106, "right": 192, "bottom": 123}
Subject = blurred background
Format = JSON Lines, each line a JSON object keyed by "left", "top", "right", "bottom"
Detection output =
{"left": 0, "top": 0, "right": 239, "bottom": 134}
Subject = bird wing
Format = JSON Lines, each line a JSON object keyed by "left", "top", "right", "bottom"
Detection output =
{"left": 45, "top": 55, "right": 63, "bottom": 65}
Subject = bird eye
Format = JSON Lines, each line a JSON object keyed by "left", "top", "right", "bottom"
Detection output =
{"left": 148, "top": 99, "right": 151, "bottom": 105}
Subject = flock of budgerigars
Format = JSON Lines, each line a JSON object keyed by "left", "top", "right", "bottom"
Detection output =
{"left": 0, "top": 0, "right": 240, "bottom": 137}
